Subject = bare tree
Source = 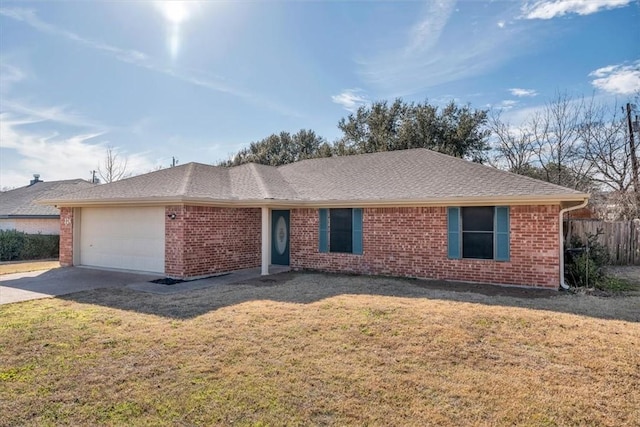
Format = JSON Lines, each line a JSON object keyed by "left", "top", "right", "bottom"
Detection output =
{"left": 580, "top": 99, "right": 631, "bottom": 193}
{"left": 488, "top": 92, "right": 638, "bottom": 218}
{"left": 487, "top": 110, "right": 535, "bottom": 173}
{"left": 529, "top": 92, "right": 593, "bottom": 191}
{"left": 98, "top": 146, "right": 129, "bottom": 183}
{"left": 579, "top": 98, "right": 638, "bottom": 219}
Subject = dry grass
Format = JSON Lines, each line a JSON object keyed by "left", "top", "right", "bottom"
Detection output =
{"left": 607, "top": 266, "right": 640, "bottom": 286}
{"left": 1, "top": 272, "right": 639, "bottom": 426}
{"left": 0, "top": 260, "right": 59, "bottom": 276}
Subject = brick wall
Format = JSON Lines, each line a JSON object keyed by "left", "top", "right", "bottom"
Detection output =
{"left": 59, "top": 207, "right": 74, "bottom": 267}
{"left": 165, "top": 206, "right": 261, "bottom": 278}
{"left": 290, "top": 206, "right": 561, "bottom": 289}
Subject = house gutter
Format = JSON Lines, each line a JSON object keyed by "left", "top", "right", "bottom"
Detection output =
{"left": 39, "top": 193, "right": 589, "bottom": 209}
{"left": 558, "top": 198, "right": 590, "bottom": 290}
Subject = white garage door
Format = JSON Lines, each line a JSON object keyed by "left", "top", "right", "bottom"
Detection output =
{"left": 80, "top": 207, "right": 165, "bottom": 273}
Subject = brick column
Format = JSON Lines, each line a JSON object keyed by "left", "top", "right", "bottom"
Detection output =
{"left": 165, "top": 205, "right": 186, "bottom": 277}
{"left": 59, "top": 207, "right": 74, "bottom": 266}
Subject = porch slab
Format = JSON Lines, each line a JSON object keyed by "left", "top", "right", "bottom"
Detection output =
{"left": 126, "top": 265, "right": 291, "bottom": 295}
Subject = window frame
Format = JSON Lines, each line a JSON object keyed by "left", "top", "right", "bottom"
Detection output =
{"left": 461, "top": 206, "right": 495, "bottom": 260}
{"left": 318, "top": 208, "right": 363, "bottom": 255}
{"left": 447, "top": 206, "right": 510, "bottom": 262}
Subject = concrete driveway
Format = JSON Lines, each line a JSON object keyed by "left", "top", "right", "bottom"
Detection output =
{"left": 0, "top": 267, "right": 161, "bottom": 305}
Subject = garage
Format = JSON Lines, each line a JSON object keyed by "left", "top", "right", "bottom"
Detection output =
{"left": 79, "top": 207, "right": 165, "bottom": 273}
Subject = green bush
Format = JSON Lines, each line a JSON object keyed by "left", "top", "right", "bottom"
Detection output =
{"left": 565, "top": 252, "right": 604, "bottom": 288}
{"left": 0, "top": 230, "right": 24, "bottom": 261}
{"left": 0, "top": 230, "right": 59, "bottom": 261}
{"left": 565, "top": 230, "right": 610, "bottom": 289}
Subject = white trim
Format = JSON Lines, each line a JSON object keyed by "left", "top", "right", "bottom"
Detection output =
{"left": 261, "top": 207, "right": 270, "bottom": 276}
{"left": 72, "top": 208, "right": 81, "bottom": 266}
{"left": 558, "top": 199, "right": 590, "bottom": 290}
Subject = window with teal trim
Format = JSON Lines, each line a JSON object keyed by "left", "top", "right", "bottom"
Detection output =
{"left": 318, "top": 208, "right": 363, "bottom": 255}
{"left": 447, "top": 206, "right": 510, "bottom": 261}
{"left": 462, "top": 207, "right": 494, "bottom": 259}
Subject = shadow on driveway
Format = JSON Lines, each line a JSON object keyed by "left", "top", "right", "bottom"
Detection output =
{"left": 0, "top": 267, "right": 161, "bottom": 305}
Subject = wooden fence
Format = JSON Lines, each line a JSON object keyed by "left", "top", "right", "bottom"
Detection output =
{"left": 565, "top": 219, "right": 640, "bottom": 265}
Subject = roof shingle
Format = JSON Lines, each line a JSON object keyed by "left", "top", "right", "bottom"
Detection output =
{"left": 0, "top": 179, "right": 96, "bottom": 217}
{"left": 40, "top": 149, "right": 587, "bottom": 206}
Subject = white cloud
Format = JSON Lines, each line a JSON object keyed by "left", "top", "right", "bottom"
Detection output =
{"left": 1, "top": 112, "right": 106, "bottom": 186}
{"left": 356, "top": 2, "right": 527, "bottom": 96}
{"left": 521, "top": 0, "right": 631, "bottom": 20}
{"left": 404, "top": 0, "right": 457, "bottom": 55}
{"left": 497, "top": 20, "right": 506, "bottom": 28}
{"left": 0, "top": 62, "right": 156, "bottom": 188}
{"left": 0, "top": 7, "right": 300, "bottom": 117}
{"left": 509, "top": 88, "right": 538, "bottom": 97}
{"left": 589, "top": 61, "right": 640, "bottom": 95}
{"left": 0, "top": 8, "right": 148, "bottom": 64}
{"left": 0, "top": 112, "right": 157, "bottom": 188}
{"left": 331, "top": 89, "right": 369, "bottom": 113}
{"left": 497, "top": 99, "right": 519, "bottom": 110}
{"left": 2, "top": 99, "right": 106, "bottom": 129}
{"left": 0, "top": 62, "right": 25, "bottom": 94}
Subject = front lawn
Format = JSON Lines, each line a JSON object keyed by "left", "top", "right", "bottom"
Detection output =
{"left": 1, "top": 273, "right": 638, "bottom": 426}
{"left": 0, "top": 260, "right": 60, "bottom": 276}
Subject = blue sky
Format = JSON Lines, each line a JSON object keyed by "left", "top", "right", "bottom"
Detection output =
{"left": 1, "top": 0, "right": 639, "bottom": 188}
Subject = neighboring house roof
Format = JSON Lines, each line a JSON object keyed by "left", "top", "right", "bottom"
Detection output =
{"left": 0, "top": 179, "right": 95, "bottom": 218}
{"left": 41, "top": 149, "right": 589, "bottom": 208}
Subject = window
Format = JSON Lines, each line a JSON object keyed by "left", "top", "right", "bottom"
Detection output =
{"left": 462, "top": 207, "right": 494, "bottom": 259}
{"left": 330, "top": 209, "right": 353, "bottom": 253}
{"left": 447, "top": 206, "right": 509, "bottom": 261}
{"left": 319, "top": 208, "right": 363, "bottom": 254}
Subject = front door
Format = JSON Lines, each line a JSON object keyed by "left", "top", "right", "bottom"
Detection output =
{"left": 271, "top": 210, "right": 290, "bottom": 265}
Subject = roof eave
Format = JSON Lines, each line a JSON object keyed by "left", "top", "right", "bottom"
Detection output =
{"left": 291, "top": 193, "right": 590, "bottom": 208}
{"left": 39, "top": 193, "right": 590, "bottom": 209}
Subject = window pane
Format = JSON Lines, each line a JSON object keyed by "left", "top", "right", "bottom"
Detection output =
{"left": 330, "top": 209, "right": 352, "bottom": 253}
{"left": 331, "top": 231, "right": 353, "bottom": 253}
{"left": 462, "top": 232, "right": 494, "bottom": 259}
{"left": 462, "top": 207, "right": 494, "bottom": 232}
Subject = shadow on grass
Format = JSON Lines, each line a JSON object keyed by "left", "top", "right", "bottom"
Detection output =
{"left": 50, "top": 270, "right": 640, "bottom": 323}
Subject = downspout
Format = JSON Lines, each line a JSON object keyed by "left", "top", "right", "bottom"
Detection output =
{"left": 558, "top": 198, "right": 589, "bottom": 290}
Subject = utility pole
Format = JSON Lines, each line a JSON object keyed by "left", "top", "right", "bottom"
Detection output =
{"left": 171, "top": 157, "right": 178, "bottom": 167}
{"left": 626, "top": 103, "right": 639, "bottom": 204}
{"left": 90, "top": 170, "right": 98, "bottom": 184}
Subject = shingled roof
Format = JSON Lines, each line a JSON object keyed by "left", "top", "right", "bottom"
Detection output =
{"left": 0, "top": 179, "right": 95, "bottom": 217}
{"left": 41, "top": 149, "right": 588, "bottom": 207}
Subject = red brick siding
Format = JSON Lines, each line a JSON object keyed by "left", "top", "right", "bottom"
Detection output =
{"left": 290, "top": 206, "right": 560, "bottom": 289}
{"left": 59, "top": 207, "right": 74, "bottom": 267}
{"left": 165, "top": 206, "right": 261, "bottom": 278}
